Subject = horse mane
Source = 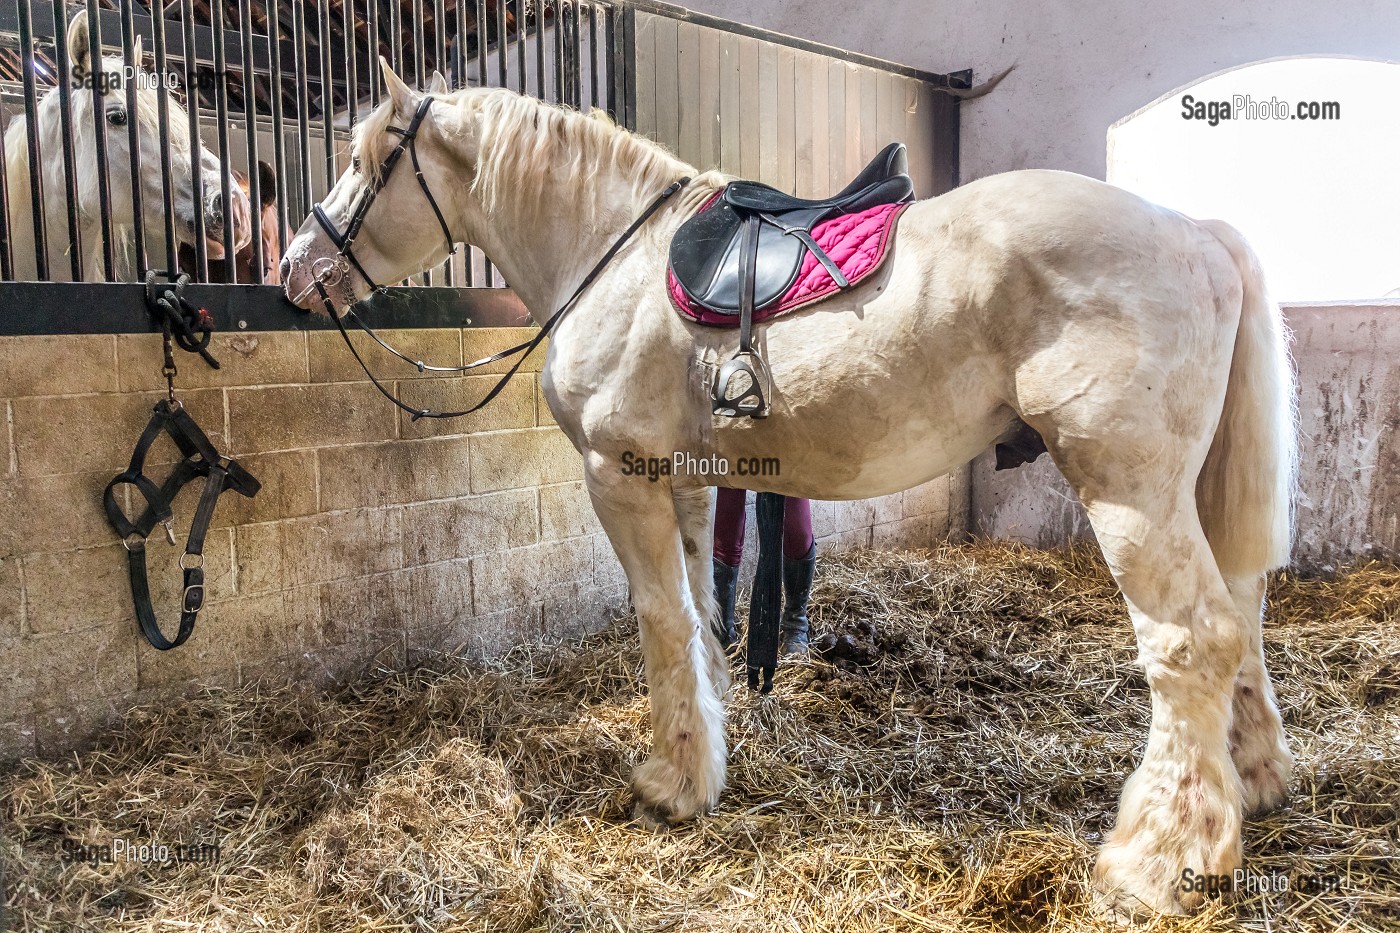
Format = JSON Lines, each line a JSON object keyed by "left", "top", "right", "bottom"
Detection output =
{"left": 352, "top": 87, "right": 694, "bottom": 221}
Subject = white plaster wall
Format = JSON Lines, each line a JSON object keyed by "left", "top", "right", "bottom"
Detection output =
{"left": 679, "top": 0, "right": 1400, "bottom": 181}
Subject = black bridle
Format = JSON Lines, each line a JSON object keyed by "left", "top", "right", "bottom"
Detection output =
{"left": 310, "top": 96, "right": 457, "bottom": 293}
{"left": 296, "top": 94, "right": 690, "bottom": 420}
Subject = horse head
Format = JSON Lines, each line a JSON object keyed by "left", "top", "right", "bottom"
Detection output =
{"left": 7, "top": 11, "right": 253, "bottom": 279}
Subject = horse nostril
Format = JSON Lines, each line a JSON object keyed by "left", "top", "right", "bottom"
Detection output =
{"left": 280, "top": 257, "right": 292, "bottom": 282}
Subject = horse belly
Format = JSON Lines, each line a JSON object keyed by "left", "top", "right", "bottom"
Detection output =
{"left": 707, "top": 288, "right": 1011, "bottom": 500}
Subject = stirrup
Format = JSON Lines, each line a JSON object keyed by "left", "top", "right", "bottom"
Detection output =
{"left": 712, "top": 350, "right": 771, "bottom": 418}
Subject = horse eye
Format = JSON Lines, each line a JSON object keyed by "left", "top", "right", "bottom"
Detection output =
{"left": 107, "top": 109, "right": 127, "bottom": 127}
{"left": 352, "top": 156, "right": 362, "bottom": 173}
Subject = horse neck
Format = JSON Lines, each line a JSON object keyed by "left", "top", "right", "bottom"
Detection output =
{"left": 462, "top": 110, "right": 700, "bottom": 320}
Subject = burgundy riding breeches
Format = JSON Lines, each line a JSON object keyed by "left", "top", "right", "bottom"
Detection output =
{"left": 713, "top": 488, "right": 814, "bottom": 565}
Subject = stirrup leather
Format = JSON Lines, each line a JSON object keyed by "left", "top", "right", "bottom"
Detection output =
{"left": 712, "top": 214, "right": 773, "bottom": 418}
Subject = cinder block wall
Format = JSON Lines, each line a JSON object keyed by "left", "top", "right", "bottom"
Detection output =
{"left": 0, "top": 328, "right": 967, "bottom": 760}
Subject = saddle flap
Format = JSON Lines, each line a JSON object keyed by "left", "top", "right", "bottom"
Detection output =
{"left": 669, "top": 199, "right": 808, "bottom": 314}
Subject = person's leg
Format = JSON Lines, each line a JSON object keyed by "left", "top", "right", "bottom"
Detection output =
{"left": 711, "top": 488, "right": 748, "bottom": 650}
{"left": 780, "top": 497, "right": 817, "bottom": 655}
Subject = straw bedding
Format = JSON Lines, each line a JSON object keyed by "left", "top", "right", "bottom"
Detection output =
{"left": 3, "top": 541, "right": 1397, "bottom": 931}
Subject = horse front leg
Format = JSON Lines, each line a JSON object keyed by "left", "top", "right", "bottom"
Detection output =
{"left": 586, "top": 457, "right": 727, "bottom": 824}
{"left": 673, "top": 485, "right": 731, "bottom": 695}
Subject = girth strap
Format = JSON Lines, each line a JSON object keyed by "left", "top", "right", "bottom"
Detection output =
{"left": 103, "top": 400, "right": 260, "bottom": 650}
{"left": 747, "top": 492, "right": 786, "bottom": 692}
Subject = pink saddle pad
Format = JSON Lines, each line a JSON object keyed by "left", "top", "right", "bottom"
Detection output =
{"left": 668, "top": 198, "right": 910, "bottom": 327}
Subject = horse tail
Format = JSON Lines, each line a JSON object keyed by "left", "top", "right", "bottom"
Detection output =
{"left": 1195, "top": 219, "right": 1298, "bottom": 579}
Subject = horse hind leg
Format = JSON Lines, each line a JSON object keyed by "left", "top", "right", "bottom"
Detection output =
{"left": 1082, "top": 488, "right": 1248, "bottom": 916}
{"left": 1222, "top": 573, "right": 1291, "bottom": 815}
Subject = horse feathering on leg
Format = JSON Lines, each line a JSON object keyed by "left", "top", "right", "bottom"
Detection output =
{"left": 282, "top": 63, "right": 1297, "bottom": 917}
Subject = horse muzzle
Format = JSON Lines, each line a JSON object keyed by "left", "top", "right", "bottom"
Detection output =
{"left": 283, "top": 254, "right": 354, "bottom": 313}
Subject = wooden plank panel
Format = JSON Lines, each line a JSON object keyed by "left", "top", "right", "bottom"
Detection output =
{"left": 860, "top": 66, "right": 880, "bottom": 163}
{"left": 806, "top": 51, "right": 830, "bottom": 199}
{"left": 718, "top": 31, "right": 742, "bottom": 175}
{"left": 695, "top": 25, "right": 721, "bottom": 173}
{"left": 912, "top": 80, "right": 938, "bottom": 197}
{"left": 758, "top": 41, "right": 778, "bottom": 184}
{"left": 675, "top": 21, "right": 701, "bottom": 165}
{"left": 827, "top": 58, "right": 847, "bottom": 192}
{"left": 774, "top": 46, "right": 796, "bottom": 193}
{"left": 633, "top": 13, "right": 657, "bottom": 140}
{"left": 844, "top": 62, "right": 862, "bottom": 185}
{"left": 793, "top": 49, "right": 814, "bottom": 198}
{"left": 739, "top": 35, "right": 761, "bottom": 179}
{"left": 652, "top": 15, "right": 680, "bottom": 152}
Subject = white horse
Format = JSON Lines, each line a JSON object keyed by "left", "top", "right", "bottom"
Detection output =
{"left": 3, "top": 11, "right": 250, "bottom": 281}
{"left": 282, "top": 62, "right": 1298, "bottom": 918}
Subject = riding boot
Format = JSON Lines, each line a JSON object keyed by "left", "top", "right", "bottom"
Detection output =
{"left": 712, "top": 558, "right": 740, "bottom": 651}
{"left": 779, "top": 544, "right": 817, "bottom": 656}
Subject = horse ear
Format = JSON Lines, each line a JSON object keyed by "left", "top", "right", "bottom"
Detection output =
{"left": 379, "top": 55, "right": 416, "bottom": 116}
{"left": 428, "top": 70, "right": 448, "bottom": 95}
{"left": 131, "top": 34, "right": 144, "bottom": 70}
{"left": 67, "top": 10, "right": 90, "bottom": 77}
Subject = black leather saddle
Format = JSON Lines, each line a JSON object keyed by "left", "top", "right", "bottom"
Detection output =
{"left": 669, "top": 143, "right": 915, "bottom": 417}
{"left": 670, "top": 143, "right": 914, "bottom": 317}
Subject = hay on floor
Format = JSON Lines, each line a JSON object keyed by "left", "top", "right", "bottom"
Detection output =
{"left": 2, "top": 541, "right": 1397, "bottom": 932}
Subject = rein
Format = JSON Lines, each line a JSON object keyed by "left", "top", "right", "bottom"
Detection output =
{"left": 297, "top": 94, "right": 690, "bottom": 420}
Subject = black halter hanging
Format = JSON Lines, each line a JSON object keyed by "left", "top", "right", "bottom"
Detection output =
{"left": 299, "top": 94, "right": 690, "bottom": 421}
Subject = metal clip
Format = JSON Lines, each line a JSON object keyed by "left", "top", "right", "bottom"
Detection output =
{"left": 162, "top": 520, "right": 178, "bottom": 546}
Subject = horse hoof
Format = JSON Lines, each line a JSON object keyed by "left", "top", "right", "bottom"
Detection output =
{"left": 1093, "top": 843, "right": 1196, "bottom": 918}
{"left": 630, "top": 799, "right": 673, "bottom": 831}
{"left": 1236, "top": 746, "right": 1293, "bottom": 816}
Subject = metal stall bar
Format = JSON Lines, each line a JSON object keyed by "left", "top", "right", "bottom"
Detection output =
{"left": 318, "top": 0, "right": 336, "bottom": 206}
{"left": 411, "top": 0, "right": 425, "bottom": 86}
{"left": 15, "top": 0, "right": 46, "bottom": 279}
{"left": 239, "top": 0, "right": 263, "bottom": 284}
{"left": 120, "top": 0, "right": 147, "bottom": 276}
{"left": 387, "top": 0, "right": 402, "bottom": 75}
{"left": 292, "top": 0, "right": 312, "bottom": 219}
{"left": 516, "top": 0, "right": 528, "bottom": 94}
{"left": 210, "top": 0, "right": 237, "bottom": 280}
{"left": 50, "top": 0, "right": 85, "bottom": 280}
{"left": 495, "top": 0, "right": 508, "bottom": 91}
{"left": 179, "top": 0, "right": 208, "bottom": 280}
{"left": 268, "top": 0, "right": 291, "bottom": 260}
{"left": 83, "top": 0, "right": 115, "bottom": 281}
{"left": 475, "top": 0, "right": 492, "bottom": 284}
{"left": 150, "top": 0, "right": 179, "bottom": 274}
{"left": 0, "top": 98, "right": 10, "bottom": 279}
{"left": 367, "top": 0, "right": 381, "bottom": 107}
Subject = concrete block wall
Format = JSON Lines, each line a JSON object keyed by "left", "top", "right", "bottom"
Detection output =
{"left": 0, "top": 327, "right": 967, "bottom": 760}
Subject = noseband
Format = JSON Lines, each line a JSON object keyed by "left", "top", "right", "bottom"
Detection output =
{"left": 295, "top": 93, "right": 690, "bottom": 420}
